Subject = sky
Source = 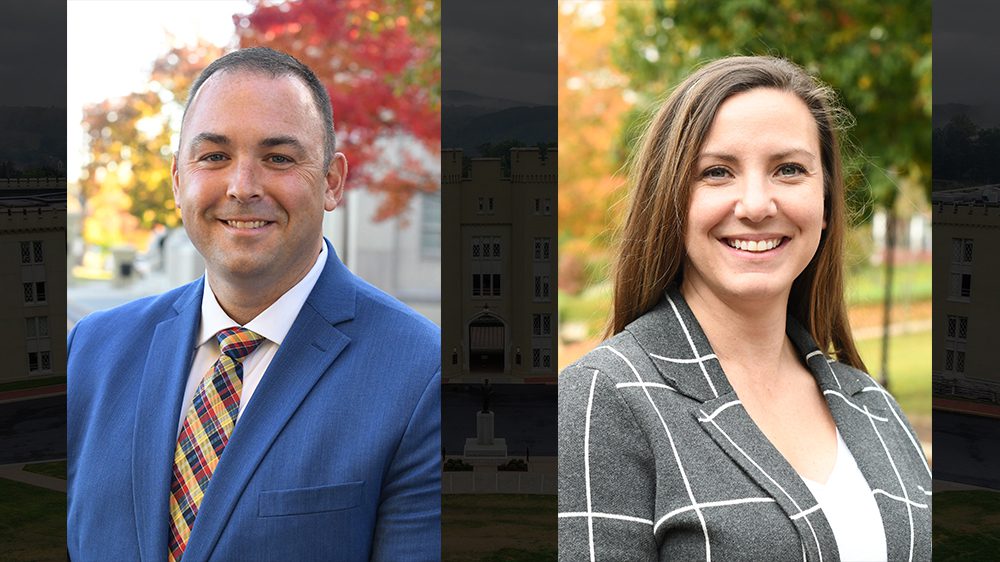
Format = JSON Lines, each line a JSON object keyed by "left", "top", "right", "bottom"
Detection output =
{"left": 442, "top": 0, "right": 557, "bottom": 106}
{"left": 933, "top": 0, "right": 1000, "bottom": 106}
{"left": 0, "top": 1, "right": 67, "bottom": 108}
{"left": 67, "top": 0, "right": 252, "bottom": 183}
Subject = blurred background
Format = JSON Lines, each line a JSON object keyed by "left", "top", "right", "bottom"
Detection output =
{"left": 557, "top": 1, "right": 932, "bottom": 452}
{"left": 67, "top": 0, "right": 441, "bottom": 327}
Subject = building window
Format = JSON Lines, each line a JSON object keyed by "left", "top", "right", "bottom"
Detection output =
{"left": 472, "top": 236, "right": 502, "bottom": 261}
{"left": 35, "top": 282, "right": 46, "bottom": 303}
{"left": 20, "top": 240, "right": 44, "bottom": 264}
{"left": 532, "top": 347, "right": 552, "bottom": 369}
{"left": 25, "top": 316, "right": 48, "bottom": 339}
{"left": 949, "top": 273, "right": 972, "bottom": 300}
{"left": 533, "top": 197, "right": 553, "bottom": 216}
{"left": 472, "top": 273, "right": 501, "bottom": 298}
{"left": 23, "top": 283, "right": 33, "bottom": 303}
{"left": 533, "top": 275, "right": 551, "bottom": 301}
{"left": 952, "top": 238, "right": 973, "bottom": 264}
{"left": 27, "top": 350, "right": 51, "bottom": 373}
{"left": 947, "top": 315, "right": 968, "bottom": 341}
{"left": 533, "top": 313, "right": 552, "bottom": 336}
{"left": 420, "top": 191, "right": 441, "bottom": 259}
{"left": 533, "top": 238, "right": 551, "bottom": 261}
{"left": 477, "top": 197, "right": 496, "bottom": 215}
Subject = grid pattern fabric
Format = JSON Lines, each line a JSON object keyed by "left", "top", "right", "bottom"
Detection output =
{"left": 558, "top": 289, "right": 931, "bottom": 561}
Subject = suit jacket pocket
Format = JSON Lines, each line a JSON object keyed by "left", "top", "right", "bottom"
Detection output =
{"left": 258, "top": 481, "right": 365, "bottom": 517}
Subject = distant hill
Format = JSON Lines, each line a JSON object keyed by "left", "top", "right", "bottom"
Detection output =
{"left": 443, "top": 90, "right": 555, "bottom": 156}
{"left": 0, "top": 106, "right": 65, "bottom": 176}
{"left": 933, "top": 103, "right": 1000, "bottom": 129}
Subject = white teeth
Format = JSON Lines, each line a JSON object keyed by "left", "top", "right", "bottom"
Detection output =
{"left": 226, "top": 220, "right": 267, "bottom": 229}
{"left": 727, "top": 238, "right": 782, "bottom": 252}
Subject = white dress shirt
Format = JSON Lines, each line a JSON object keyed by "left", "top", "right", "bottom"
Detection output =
{"left": 175, "top": 243, "right": 328, "bottom": 437}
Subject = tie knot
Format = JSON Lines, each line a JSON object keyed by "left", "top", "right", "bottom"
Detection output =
{"left": 216, "top": 327, "right": 264, "bottom": 361}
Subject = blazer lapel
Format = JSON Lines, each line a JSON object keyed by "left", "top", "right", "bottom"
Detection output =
{"left": 182, "top": 242, "right": 357, "bottom": 561}
{"left": 635, "top": 290, "right": 838, "bottom": 561}
{"left": 789, "top": 323, "right": 912, "bottom": 561}
{"left": 694, "top": 394, "right": 838, "bottom": 561}
{"left": 132, "top": 280, "right": 203, "bottom": 562}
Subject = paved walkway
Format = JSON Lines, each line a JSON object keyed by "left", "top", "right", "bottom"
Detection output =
{"left": 0, "top": 384, "right": 66, "bottom": 405}
{"left": 934, "top": 397, "right": 1000, "bottom": 419}
{"left": 0, "top": 461, "right": 66, "bottom": 492}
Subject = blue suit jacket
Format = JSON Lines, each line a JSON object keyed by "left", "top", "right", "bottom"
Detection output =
{"left": 68, "top": 243, "right": 441, "bottom": 561}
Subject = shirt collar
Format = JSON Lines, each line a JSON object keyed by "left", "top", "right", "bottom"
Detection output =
{"left": 197, "top": 242, "right": 328, "bottom": 348}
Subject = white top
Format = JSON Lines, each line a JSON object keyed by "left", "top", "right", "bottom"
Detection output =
{"left": 175, "top": 242, "right": 328, "bottom": 437}
{"left": 802, "top": 430, "right": 888, "bottom": 562}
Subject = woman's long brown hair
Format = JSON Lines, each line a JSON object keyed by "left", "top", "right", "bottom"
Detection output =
{"left": 607, "top": 56, "right": 866, "bottom": 371}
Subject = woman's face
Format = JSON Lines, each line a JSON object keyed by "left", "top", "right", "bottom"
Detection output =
{"left": 681, "top": 87, "right": 825, "bottom": 307}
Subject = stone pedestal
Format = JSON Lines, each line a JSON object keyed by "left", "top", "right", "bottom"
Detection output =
{"left": 464, "top": 409, "right": 507, "bottom": 457}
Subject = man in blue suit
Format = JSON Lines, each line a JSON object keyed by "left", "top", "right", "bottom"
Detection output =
{"left": 68, "top": 48, "right": 441, "bottom": 561}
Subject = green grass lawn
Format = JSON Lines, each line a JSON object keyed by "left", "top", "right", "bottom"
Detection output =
{"left": 0, "top": 479, "right": 65, "bottom": 561}
{"left": 855, "top": 330, "right": 931, "bottom": 419}
{"left": 934, "top": 490, "right": 1000, "bottom": 560}
{"left": 443, "top": 494, "right": 556, "bottom": 562}
{"left": 0, "top": 376, "right": 65, "bottom": 394}
{"left": 561, "top": 261, "right": 931, "bottom": 338}
{"left": 23, "top": 461, "right": 66, "bottom": 480}
{"left": 846, "top": 261, "right": 932, "bottom": 307}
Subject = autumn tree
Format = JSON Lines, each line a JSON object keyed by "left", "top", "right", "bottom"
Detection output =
{"left": 80, "top": 0, "right": 440, "bottom": 249}
{"left": 236, "top": 0, "right": 441, "bottom": 220}
{"left": 79, "top": 41, "right": 223, "bottom": 249}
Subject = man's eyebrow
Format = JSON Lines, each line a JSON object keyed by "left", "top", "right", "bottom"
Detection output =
{"left": 188, "top": 132, "right": 230, "bottom": 150}
{"left": 260, "top": 136, "right": 305, "bottom": 151}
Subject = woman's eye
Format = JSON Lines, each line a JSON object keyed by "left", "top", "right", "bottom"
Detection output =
{"left": 703, "top": 167, "right": 730, "bottom": 179}
{"left": 777, "top": 163, "right": 806, "bottom": 176}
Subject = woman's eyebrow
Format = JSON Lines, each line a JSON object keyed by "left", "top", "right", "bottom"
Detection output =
{"left": 697, "top": 149, "right": 817, "bottom": 162}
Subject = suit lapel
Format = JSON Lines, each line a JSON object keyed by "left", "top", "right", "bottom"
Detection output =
{"left": 182, "top": 242, "right": 357, "bottom": 561}
{"left": 132, "top": 280, "right": 203, "bottom": 561}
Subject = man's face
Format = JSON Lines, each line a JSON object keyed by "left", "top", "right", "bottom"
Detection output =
{"left": 172, "top": 70, "right": 346, "bottom": 288}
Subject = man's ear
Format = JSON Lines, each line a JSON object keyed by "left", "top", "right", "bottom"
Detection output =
{"left": 324, "top": 152, "right": 348, "bottom": 211}
{"left": 171, "top": 154, "right": 182, "bottom": 217}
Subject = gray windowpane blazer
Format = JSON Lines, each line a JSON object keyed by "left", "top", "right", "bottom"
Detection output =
{"left": 558, "top": 289, "right": 931, "bottom": 561}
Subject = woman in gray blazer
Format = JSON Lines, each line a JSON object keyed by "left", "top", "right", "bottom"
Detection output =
{"left": 559, "top": 57, "right": 930, "bottom": 561}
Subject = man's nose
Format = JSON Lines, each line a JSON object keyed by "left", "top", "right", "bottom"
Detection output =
{"left": 734, "top": 176, "right": 777, "bottom": 222}
{"left": 227, "top": 158, "right": 263, "bottom": 202}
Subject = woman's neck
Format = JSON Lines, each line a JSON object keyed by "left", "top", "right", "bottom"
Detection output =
{"left": 680, "top": 281, "right": 794, "bottom": 384}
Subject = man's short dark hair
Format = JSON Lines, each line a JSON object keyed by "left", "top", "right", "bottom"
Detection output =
{"left": 182, "top": 47, "right": 335, "bottom": 168}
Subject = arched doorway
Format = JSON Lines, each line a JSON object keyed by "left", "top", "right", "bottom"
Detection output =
{"left": 468, "top": 313, "right": 505, "bottom": 373}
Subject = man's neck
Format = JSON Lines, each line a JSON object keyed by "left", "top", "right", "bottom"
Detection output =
{"left": 206, "top": 246, "right": 322, "bottom": 325}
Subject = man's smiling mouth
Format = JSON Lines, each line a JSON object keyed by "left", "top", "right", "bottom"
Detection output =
{"left": 223, "top": 220, "right": 270, "bottom": 229}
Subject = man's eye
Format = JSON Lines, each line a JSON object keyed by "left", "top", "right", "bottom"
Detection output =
{"left": 268, "top": 155, "right": 293, "bottom": 164}
{"left": 201, "top": 154, "right": 227, "bottom": 162}
{"left": 777, "top": 163, "right": 806, "bottom": 176}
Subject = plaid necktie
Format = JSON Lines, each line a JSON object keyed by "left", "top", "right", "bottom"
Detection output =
{"left": 168, "top": 327, "right": 264, "bottom": 562}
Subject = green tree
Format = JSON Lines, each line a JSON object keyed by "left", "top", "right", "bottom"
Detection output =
{"left": 613, "top": 0, "right": 931, "bottom": 208}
